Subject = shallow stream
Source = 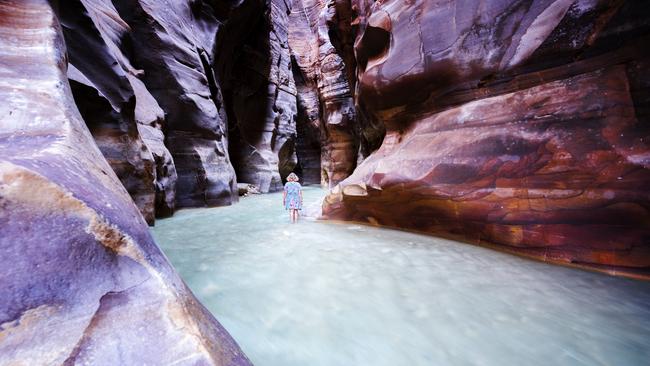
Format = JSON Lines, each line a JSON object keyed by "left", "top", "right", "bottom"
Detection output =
{"left": 151, "top": 187, "right": 650, "bottom": 366}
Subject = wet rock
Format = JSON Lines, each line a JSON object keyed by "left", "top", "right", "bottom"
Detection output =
{"left": 237, "top": 183, "right": 261, "bottom": 196}
{"left": 0, "top": 1, "right": 252, "bottom": 364}
{"left": 324, "top": 0, "right": 650, "bottom": 273}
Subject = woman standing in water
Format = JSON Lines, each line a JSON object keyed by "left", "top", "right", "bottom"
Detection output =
{"left": 283, "top": 173, "right": 303, "bottom": 223}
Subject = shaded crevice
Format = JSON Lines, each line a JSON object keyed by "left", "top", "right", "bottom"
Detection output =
{"left": 356, "top": 25, "right": 390, "bottom": 72}
{"left": 197, "top": 47, "right": 223, "bottom": 111}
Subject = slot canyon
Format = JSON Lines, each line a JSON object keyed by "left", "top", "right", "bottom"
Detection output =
{"left": 1, "top": 0, "right": 649, "bottom": 365}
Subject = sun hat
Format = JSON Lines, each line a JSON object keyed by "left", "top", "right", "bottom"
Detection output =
{"left": 287, "top": 172, "right": 299, "bottom": 182}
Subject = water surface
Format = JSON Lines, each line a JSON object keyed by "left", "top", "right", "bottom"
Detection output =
{"left": 151, "top": 187, "right": 650, "bottom": 366}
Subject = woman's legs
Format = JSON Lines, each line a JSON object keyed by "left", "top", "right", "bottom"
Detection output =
{"left": 287, "top": 209, "right": 300, "bottom": 223}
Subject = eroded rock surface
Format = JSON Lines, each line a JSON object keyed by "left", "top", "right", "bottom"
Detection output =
{"left": 289, "top": 0, "right": 359, "bottom": 188}
{"left": 221, "top": 0, "right": 299, "bottom": 193}
{"left": 60, "top": 0, "right": 158, "bottom": 224}
{"left": 131, "top": 75, "right": 178, "bottom": 218}
{"left": 0, "top": 1, "right": 251, "bottom": 364}
{"left": 114, "top": 0, "right": 239, "bottom": 208}
{"left": 324, "top": 0, "right": 650, "bottom": 274}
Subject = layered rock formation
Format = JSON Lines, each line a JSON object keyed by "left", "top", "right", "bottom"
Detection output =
{"left": 323, "top": 0, "right": 650, "bottom": 275}
{"left": 289, "top": 0, "right": 359, "bottom": 188}
{"left": 59, "top": 0, "right": 157, "bottom": 224}
{"left": 132, "top": 76, "right": 178, "bottom": 218}
{"left": 4, "top": 10, "right": 649, "bottom": 366}
{"left": 0, "top": 0, "right": 251, "bottom": 364}
{"left": 64, "top": 0, "right": 331, "bottom": 214}
{"left": 56, "top": 0, "right": 316, "bottom": 221}
{"left": 220, "top": 0, "right": 298, "bottom": 192}
{"left": 114, "top": 0, "right": 240, "bottom": 208}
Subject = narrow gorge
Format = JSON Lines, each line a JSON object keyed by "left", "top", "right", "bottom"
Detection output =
{"left": 1, "top": 0, "right": 649, "bottom": 365}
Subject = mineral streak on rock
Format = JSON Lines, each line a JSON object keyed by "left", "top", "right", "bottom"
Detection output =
{"left": 289, "top": 0, "right": 359, "bottom": 188}
{"left": 221, "top": 0, "right": 299, "bottom": 193}
{"left": 0, "top": 1, "right": 252, "bottom": 364}
{"left": 324, "top": 0, "right": 650, "bottom": 275}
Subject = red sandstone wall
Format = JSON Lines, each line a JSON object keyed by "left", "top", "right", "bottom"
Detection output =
{"left": 323, "top": 0, "right": 650, "bottom": 276}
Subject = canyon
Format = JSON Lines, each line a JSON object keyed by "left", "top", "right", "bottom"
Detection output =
{"left": 1, "top": 0, "right": 649, "bottom": 364}
{"left": 322, "top": 0, "right": 650, "bottom": 276}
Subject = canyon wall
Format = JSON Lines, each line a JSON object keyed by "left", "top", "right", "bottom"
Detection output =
{"left": 60, "top": 0, "right": 162, "bottom": 224}
{"left": 0, "top": 0, "right": 251, "bottom": 364}
{"left": 220, "top": 0, "right": 299, "bottom": 192}
{"left": 113, "top": 0, "right": 240, "bottom": 209}
{"left": 323, "top": 0, "right": 650, "bottom": 276}
{"left": 53, "top": 0, "right": 310, "bottom": 222}
{"left": 288, "top": 0, "right": 360, "bottom": 188}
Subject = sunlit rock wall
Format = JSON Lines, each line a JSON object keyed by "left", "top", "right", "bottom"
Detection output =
{"left": 220, "top": 0, "right": 298, "bottom": 193}
{"left": 289, "top": 0, "right": 359, "bottom": 188}
{"left": 0, "top": 0, "right": 252, "bottom": 364}
{"left": 324, "top": 0, "right": 650, "bottom": 275}
{"left": 60, "top": 0, "right": 159, "bottom": 224}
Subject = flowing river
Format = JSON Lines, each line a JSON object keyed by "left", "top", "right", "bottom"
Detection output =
{"left": 151, "top": 187, "right": 650, "bottom": 366}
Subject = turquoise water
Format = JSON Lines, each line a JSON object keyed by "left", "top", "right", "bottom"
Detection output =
{"left": 151, "top": 187, "right": 650, "bottom": 366}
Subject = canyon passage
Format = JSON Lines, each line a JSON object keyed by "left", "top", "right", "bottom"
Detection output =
{"left": 1, "top": 0, "right": 650, "bottom": 365}
{"left": 152, "top": 188, "right": 650, "bottom": 366}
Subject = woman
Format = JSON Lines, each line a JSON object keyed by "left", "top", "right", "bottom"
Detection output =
{"left": 283, "top": 172, "right": 303, "bottom": 223}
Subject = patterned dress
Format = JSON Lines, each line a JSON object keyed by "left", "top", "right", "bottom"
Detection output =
{"left": 284, "top": 181, "right": 302, "bottom": 210}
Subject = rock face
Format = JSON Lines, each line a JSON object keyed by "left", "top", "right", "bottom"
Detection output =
{"left": 58, "top": 0, "right": 310, "bottom": 219}
{"left": 0, "top": 1, "right": 251, "bottom": 364}
{"left": 60, "top": 0, "right": 159, "bottom": 224}
{"left": 114, "top": 0, "right": 239, "bottom": 208}
{"left": 220, "top": 0, "right": 299, "bottom": 193}
{"left": 289, "top": 0, "right": 359, "bottom": 188}
{"left": 324, "top": 0, "right": 650, "bottom": 275}
{"left": 132, "top": 76, "right": 178, "bottom": 218}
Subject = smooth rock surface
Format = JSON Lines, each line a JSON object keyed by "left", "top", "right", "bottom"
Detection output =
{"left": 222, "top": 0, "right": 299, "bottom": 193}
{"left": 114, "top": 0, "right": 239, "bottom": 208}
{"left": 61, "top": 0, "right": 158, "bottom": 223}
{"left": 289, "top": 0, "right": 359, "bottom": 188}
{"left": 0, "top": 1, "right": 251, "bottom": 364}
{"left": 324, "top": 0, "right": 650, "bottom": 274}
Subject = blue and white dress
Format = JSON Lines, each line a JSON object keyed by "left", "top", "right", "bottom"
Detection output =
{"left": 284, "top": 181, "right": 302, "bottom": 210}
